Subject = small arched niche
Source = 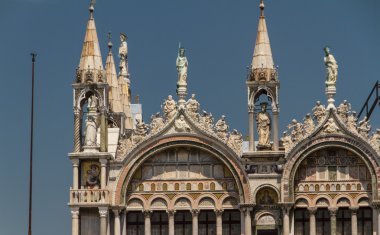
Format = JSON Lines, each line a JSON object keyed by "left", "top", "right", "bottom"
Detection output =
{"left": 256, "top": 187, "right": 279, "bottom": 205}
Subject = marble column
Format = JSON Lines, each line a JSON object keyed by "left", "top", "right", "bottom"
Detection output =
{"left": 215, "top": 209, "right": 224, "bottom": 235}
{"left": 72, "top": 159, "right": 79, "bottom": 190}
{"left": 329, "top": 207, "right": 337, "bottom": 235}
{"left": 99, "top": 207, "right": 108, "bottom": 235}
{"left": 248, "top": 106, "right": 255, "bottom": 151}
{"left": 308, "top": 207, "right": 317, "bottom": 235}
{"left": 168, "top": 210, "right": 175, "bottom": 235}
{"left": 144, "top": 210, "right": 152, "bottom": 235}
{"left": 350, "top": 207, "right": 358, "bottom": 235}
{"left": 191, "top": 209, "right": 199, "bottom": 235}
{"left": 282, "top": 205, "right": 291, "bottom": 235}
{"left": 73, "top": 110, "right": 81, "bottom": 152}
{"left": 99, "top": 159, "right": 107, "bottom": 189}
{"left": 71, "top": 207, "right": 80, "bottom": 235}
{"left": 245, "top": 208, "right": 252, "bottom": 235}
{"left": 240, "top": 208, "right": 246, "bottom": 235}
{"left": 122, "top": 210, "right": 127, "bottom": 235}
{"left": 100, "top": 111, "right": 107, "bottom": 152}
{"left": 113, "top": 209, "right": 121, "bottom": 235}
{"left": 272, "top": 110, "right": 279, "bottom": 151}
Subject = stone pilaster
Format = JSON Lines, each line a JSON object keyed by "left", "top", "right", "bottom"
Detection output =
{"left": 239, "top": 208, "right": 246, "bottom": 235}
{"left": 308, "top": 207, "right": 317, "bottom": 235}
{"left": 71, "top": 207, "right": 80, "bottom": 235}
{"left": 281, "top": 204, "right": 292, "bottom": 235}
{"left": 99, "top": 207, "right": 108, "bottom": 235}
{"left": 215, "top": 209, "right": 224, "bottom": 235}
{"left": 122, "top": 210, "right": 127, "bottom": 235}
{"left": 144, "top": 210, "right": 152, "bottom": 235}
{"left": 329, "top": 207, "right": 338, "bottom": 235}
{"left": 167, "top": 210, "right": 175, "bottom": 235}
{"left": 71, "top": 159, "right": 79, "bottom": 190}
{"left": 113, "top": 209, "right": 121, "bottom": 235}
{"left": 191, "top": 209, "right": 199, "bottom": 235}
{"left": 245, "top": 207, "right": 253, "bottom": 235}
{"left": 350, "top": 207, "right": 359, "bottom": 235}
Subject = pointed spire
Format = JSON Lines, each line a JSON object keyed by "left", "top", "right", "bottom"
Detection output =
{"left": 77, "top": 1, "right": 104, "bottom": 83}
{"left": 105, "top": 33, "right": 123, "bottom": 113}
{"left": 250, "top": 0, "right": 276, "bottom": 81}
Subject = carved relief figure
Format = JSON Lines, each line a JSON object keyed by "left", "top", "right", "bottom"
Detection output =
{"left": 256, "top": 102, "right": 271, "bottom": 148}
{"left": 358, "top": 116, "right": 371, "bottom": 138}
{"left": 186, "top": 94, "right": 200, "bottom": 119}
{"left": 324, "top": 47, "right": 338, "bottom": 85}
{"left": 337, "top": 100, "right": 351, "bottom": 122}
{"left": 288, "top": 119, "right": 303, "bottom": 142}
{"left": 174, "top": 115, "right": 191, "bottom": 132}
{"left": 133, "top": 119, "right": 148, "bottom": 143}
{"left": 84, "top": 116, "right": 98, "bottom": 146}
{"left": 215, "top": 115, "right": 228, "bottom": 141}
{"left": 227, "top": 129, "right": 243, "bottom": 153}
{"left": 312, "top": 101, "right": 326, "bottom": 124}
{"left": 281, "top": 131, "right": 293, "bottom": 151}
{"left": 176, "top": 46, "right": 188, "bottom": 86}
{"left": 200, "top": 111, "right": 213, "bottom": 131}
{"left": 323, "top": 118, "right": 339, "bottom": 133}
{"left": 162, "top": 95, "right": 177, "bottom": 120}
{"left": 371, "top": 129, "right": 380, "bottom": 150}
{"left": 150, "top": 112, "right": 165, "bottom": 134}
{"left": 347, "top": 111, "right": 358, "bottom": 133}
{"left": 86, "top": 164, "right": 100, "bottom": 188}
{"left": 303, "top": 113, "right": 315, "bottom": 135}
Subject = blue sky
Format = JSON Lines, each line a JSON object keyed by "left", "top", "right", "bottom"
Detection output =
{"left": 0, "top": 0, "right": 379, "bottom": 234}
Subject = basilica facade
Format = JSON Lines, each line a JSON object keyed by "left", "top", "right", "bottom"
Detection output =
{"left": 68, "top": 1, "right": 380, "bottom": 235}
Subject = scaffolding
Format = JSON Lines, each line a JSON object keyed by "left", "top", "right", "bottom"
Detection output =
{"left": 358, "top": 81, "right": 380, "bottom": 120}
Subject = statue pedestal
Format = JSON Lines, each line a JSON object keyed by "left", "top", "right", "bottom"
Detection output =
{"left": 256, "top": 144, "right": 272, "bottom": 151}
{"left": 325, "top": 83, "right": 336, "bottom": 110}
{"left": 177, "top": 85, "right": 187, "bottom": 106}
{"left": 83, "top": 145, "right": 100, "bottom": 153}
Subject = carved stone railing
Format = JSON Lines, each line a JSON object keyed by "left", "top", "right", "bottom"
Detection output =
{"left": 69, "top": 189, "right": 110, "bottom": 205}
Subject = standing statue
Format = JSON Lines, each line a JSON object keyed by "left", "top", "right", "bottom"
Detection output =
{"left": 303, "top": 113, "right": 315, "bottom": 135}
{"left": 186, "top": 94, "right": 200, "bottom": 119}
{"left": 176, "top": 46, "right": 188, "bottom": 86}
{"left": 288, "top": 119, "right": 303, "bottom": 142}
{"left": 162, "top": 95, "right": 177, "bottom": 120}
{"left": 84, "top": 116, "right": 98, "bottom": 146}
{"left": 337, "top": 100, "right": 351, "bottom": 122}
{"left": 256, "top": 102, "right": 271, "bottom": 148}
{"left": 119, "top": 33, "right": 128, "bottom": 76}
{"left": 312, "top": 101, "right": 326, "bottom": 124}
{"left": 215, "top": 115, "right": 229, "bottom": 141}
{"left": 324, "top": 47, "right": 338, "bottom": 85}
{"left": 358, "top": 116, "right": 371, "bottom": 138}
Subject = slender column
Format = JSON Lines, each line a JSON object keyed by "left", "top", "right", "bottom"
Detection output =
{"left": 308, "top": 207, "right": 317, "bottom": 235}
{"left": 72, "top": 159, "right": 79, "bottom": 190}
{"left": 240, "top": 208, "right": 246, "bottom": 235}
{"left": 73, "top": 109, "right": 81, "bottom": 152}
{"left": 113, "top": 209, "right": 121, "bottom": 235}
{"left": 99, "top": 207, "right": 108, "bottom": 235}
{"left": 248, "top": 106, "right": 255, "bottom": 151}
{"left": 99, "top": 159, "right": 107, "bottom": 189}
{"left": 215, "top": 209, "right": 224, "bottom": 235}
{"left": 329, "top": 207, "right": 337, "bottom": 235}
{"left": 122, "top": 210, "right": 127, "bottom": 235}
{"left": 144, "top": 210, "right": 152, "bottom": 235}
{"left": 350, "top": 207, "right": 359, "bottom": 235}
{"left": 272, "top": 110, "right": 279, "bottom": 151}
{"left": 167, "top": 210, "right": 175, "bottom": 235}
{"left": 71, "top": 207, "right": 80, "bottom": 235}
{"left": 282, "top": 205, "right": 291, "bottom": 235}
{"left": 245, "top": 208, "right": 252, "bottom": 235}
{"left": 191, "top": 209, "right": 199, "bottom": 235}
{"left": 100, "top": 110, "right": 107, "bottom": 152}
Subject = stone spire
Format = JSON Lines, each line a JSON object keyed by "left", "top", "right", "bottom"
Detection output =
{"left": 250, "top": 0, "right": 277, "bottom": 81}
{"left": 105, "top": 34, "right": 123, "bottom": 113}
{"left": 77, "top": 2, "right": 104, "bottom": 83}
{"left": 118, "top": 33, "right": 133, "bottom": 129}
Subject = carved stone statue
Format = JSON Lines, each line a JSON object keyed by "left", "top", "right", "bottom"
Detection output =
{"left": 370, "top": 129, "right": 380, "bottom": 150}
{"left": 227, "top": 129, "right": 243, "bottom": 153}
{"left": 324, "top": 47, "right": 338, "bottom": 85}
{"left": 288, "top": 119, "right": 303, "bottom": 142}
{"left": 150, "top": 112, "right": 165, "bottom": 134}
{"left": 186, "top": 94, "right": 200, "bottom": 119}
{"left": 133, "top": 119, "right": 148, "bottom": 144}
{"left": 84, "top": 116, "right": 98, "bottom": 146}
{"left": 303, "top": 113, "right": 315, "bottom": 135}
{"left": 347, "top": 111, "right": 358, "bottom": 133}
{"left": 215, "top": 115, "right": 228, "bottom": 141}
{"left": 119, "top": 33, "right": 128, "bottom": 76}
{"left": 358, "top": 116, "right": 371, "bottom": 138}
{"left": 312, "top": 101, "right": 326, "bottom": 124}
{"left": 200, "top": 110, "right": 213, "bottom": 131}
{"left": 174, "top": 115, "right": 191, "bottom": 132}
{"left": 176, "top": 46, "right": 188, "bottom": 86}
{"left": 281, "top": 132, "right": 293, "bottom": 152}
{"left": 162, "top": 95, "right": 177, "bottom": 120}
{"left": 337, "top": 100, "right": 351, "bottom": 122}
{"left": 256, "top": 103, "right": 271, "bottom": 148}
{"left": 323, "top": 118, "right": 339, "bottom": 134}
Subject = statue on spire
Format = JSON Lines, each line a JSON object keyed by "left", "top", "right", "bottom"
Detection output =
{"left": 176, "top": 45, "right": 188, "bottom": 87}
{"left": 119, "top": 33, "right": 128, "bottom": 77}
{"left": 324, "top": 47, "right": 338, "bottom": 85}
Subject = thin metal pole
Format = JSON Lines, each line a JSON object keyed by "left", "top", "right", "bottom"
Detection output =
{"left": 28, "top": 52, "right": 37, "bottom": 235}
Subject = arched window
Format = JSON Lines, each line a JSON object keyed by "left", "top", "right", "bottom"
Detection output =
{"left": 163, "top": 183, "right": 168, "bottom": 191}
{"left": 175, "top": 183, "right": 180, "bottom": 191}
{"left": 210, "top": 182, "right": 216, "bottom": 191}
{"left": 186, "top": 183, "right": 191, "bottom": 190}
{"left": 198, "top": 183, "right": 203, "bottom": 191}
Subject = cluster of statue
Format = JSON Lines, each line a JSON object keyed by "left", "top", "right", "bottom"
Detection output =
{"left": 119, "top": 33, "right": 128, "bottom": 77}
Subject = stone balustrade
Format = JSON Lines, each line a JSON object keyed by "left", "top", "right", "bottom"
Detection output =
{"left": 69, "top": 189, "right": 110, "bottom": 205}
